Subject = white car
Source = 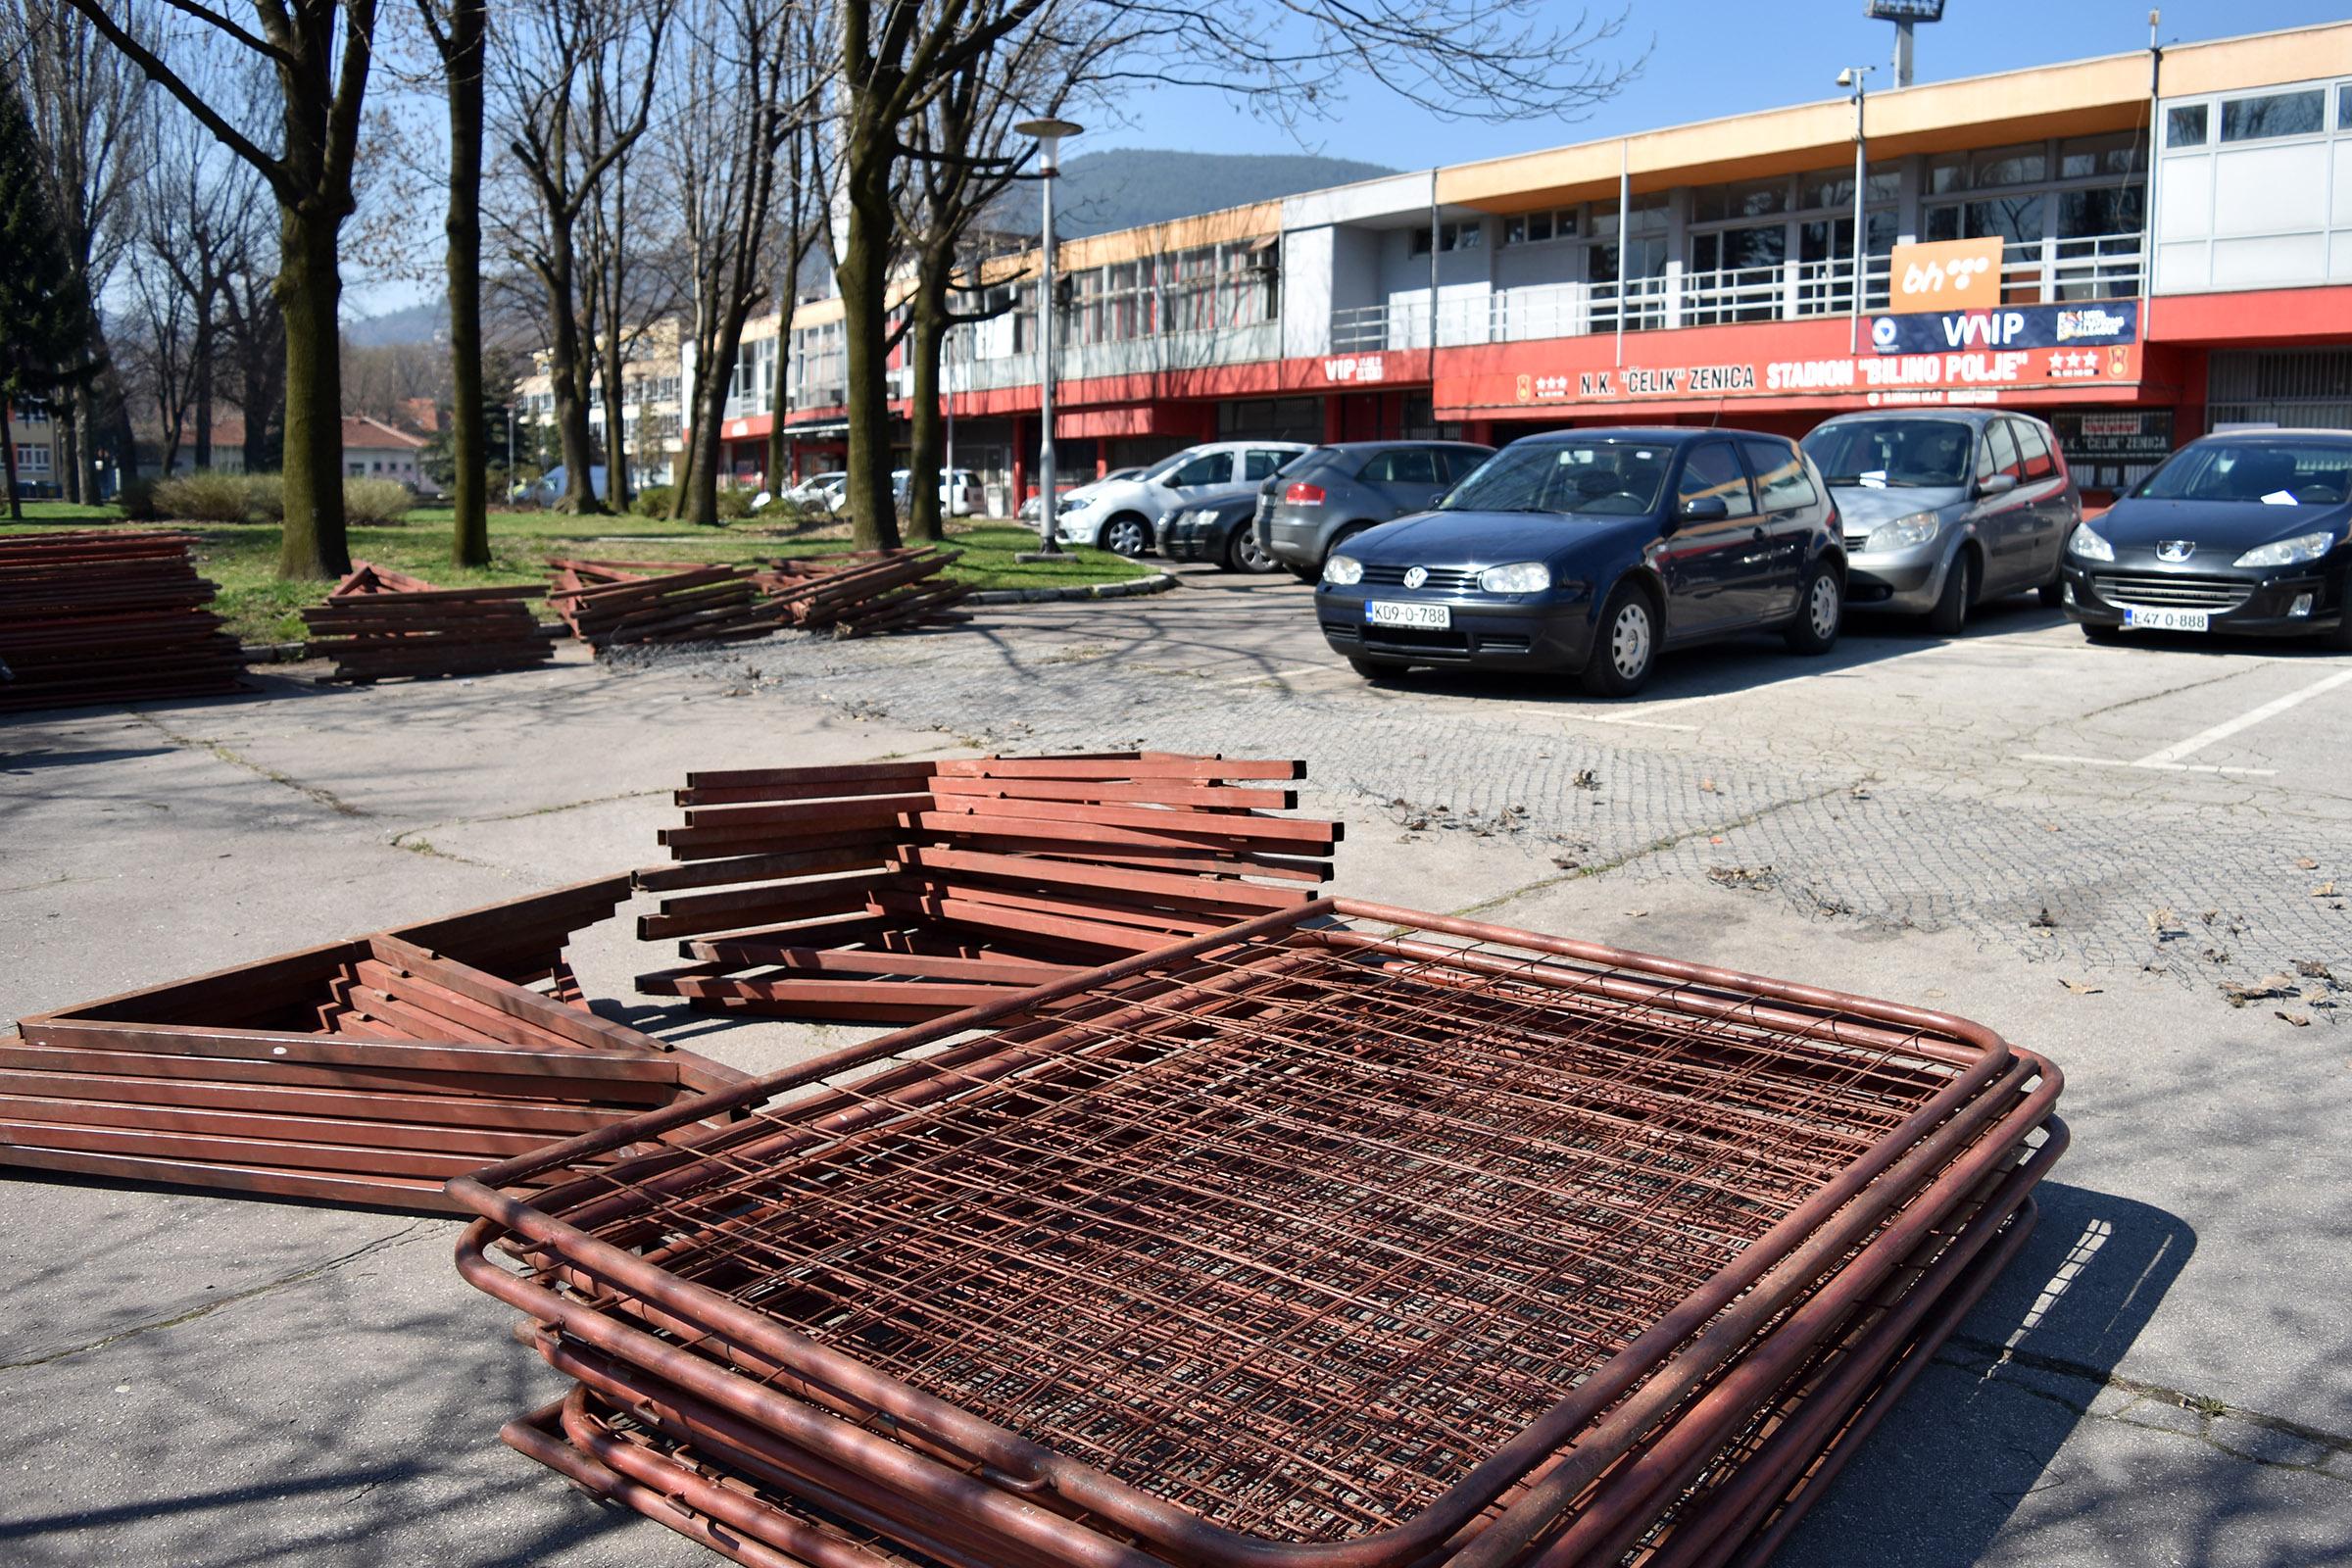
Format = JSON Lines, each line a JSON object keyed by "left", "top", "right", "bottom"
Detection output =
{"left": 1020, "top": 466, "right": 1143, "bottom": 523}
{"left": 1051, "top": 442, "right": 1309, "bottom": 556}
{"left": 893, "top": 467, "right": 986, "bottom": 517}
{"left": 786, "top": 471, "right": 848, "bottom": 511}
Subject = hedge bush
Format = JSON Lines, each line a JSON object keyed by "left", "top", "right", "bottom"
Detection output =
{"left": 713, "top": 486, "right": 753, "bottom": 519}
{"left": 152, "top": 471, "right": 256, "bottom": 523}
{"left": 632, "top": 484, "right": 674, "bottom": 518}
{"left": 344, "top": 476, "right": 415, "bottom": 525}
{"left": 116, "top": 476, "right": 160, "bottom": 521}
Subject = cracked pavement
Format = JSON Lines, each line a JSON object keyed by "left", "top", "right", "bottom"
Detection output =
{"left": 2, "top": 567, "right": 2348, "bottom": 1565}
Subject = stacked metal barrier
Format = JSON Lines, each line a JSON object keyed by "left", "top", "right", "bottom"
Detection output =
{"left": 547, "top": 558, "right": 799, "bottom": 650}
{"left": 0, "top": 878, "right": 743, "bottom": 1211}
{"left": 751, "top": 548, "right": 970, "bottom": 636}
{"left": 0, "top": 530, "right": 246, "bottom": 711}
{"left": 302, "top": 562, "right": 554, "bottom": 681}
{"left": 632, "top": 754, "right": 1341, "bottom": 1022}
{"left": 455, "top": 901, "right": 2064, "bottom": 1568}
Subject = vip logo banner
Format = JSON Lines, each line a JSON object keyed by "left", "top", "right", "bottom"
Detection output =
{"left": 1870, "top": 299, "right": 2137, "bottom": 355}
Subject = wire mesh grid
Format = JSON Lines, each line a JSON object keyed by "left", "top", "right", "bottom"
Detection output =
{"left": 521, "top": 914, "right": 1992, "bottom": 1547}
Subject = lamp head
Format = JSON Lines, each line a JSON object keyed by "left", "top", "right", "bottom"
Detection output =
{"left": 1014, "top": 117, "right": 1084, "bottom": 172}
{"left": 1836, "top": 67, "right": 1854, "bottom": 87}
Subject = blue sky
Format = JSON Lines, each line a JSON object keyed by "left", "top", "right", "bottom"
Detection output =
{"left": 1078, "top": 2, "right": 2347, "bottom": 170}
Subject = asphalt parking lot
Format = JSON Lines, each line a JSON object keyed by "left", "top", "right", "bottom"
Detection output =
{"left": 3, "top": 566, "right": 2350, "bottom": 1566}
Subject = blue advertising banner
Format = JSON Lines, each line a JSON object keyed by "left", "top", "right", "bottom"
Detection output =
{"left": 1869, "top": 300, "right": 2138, "bottom": 355}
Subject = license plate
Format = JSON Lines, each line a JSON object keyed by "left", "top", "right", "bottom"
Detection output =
{"left": 1366, "top": 601, "right": 1450, "bottom": 630}
{"left": 2123, "top": 607, "right": 2210, "bottom": 632}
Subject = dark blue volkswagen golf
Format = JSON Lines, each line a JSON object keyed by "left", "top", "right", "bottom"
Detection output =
{"left": 1315, "top": 427, "right": 1845, "bottom": 696}
{"left": 2062, "top": 430, "right": 2352, "bottom": 648}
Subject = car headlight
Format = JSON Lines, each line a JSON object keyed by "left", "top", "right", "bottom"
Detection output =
{"left": 2068, "top": 525, "right": 2115, "bottom": 563}
{"left": 1477, "top": 562, "right": 1551, "bottom": 594}
{"left": 1863, "top": 510, "right": 1940, "bottom": 553}
{"left": 1322, "top": 554, "right": 1363, "bottom": 586}
{"left": 2233, "top": 531, "right": 2338, "bottom": 568}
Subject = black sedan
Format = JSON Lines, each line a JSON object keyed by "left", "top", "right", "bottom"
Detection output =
{"left": 1155, "top": 486, "right": 1283, "bottom": 572}
{"left": 1316, "top": 427, "right": 1845, "bottom": 696}
{"left": 2063, "top": 431, "right": 2352, "bottom": 648}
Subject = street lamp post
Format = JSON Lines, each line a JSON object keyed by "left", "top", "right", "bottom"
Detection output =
{"left": 1838, "top": 67, "right": 1874, "bottom": 356}
{"left": 1013, "top": 116, "right": 1081, "bottom": 562}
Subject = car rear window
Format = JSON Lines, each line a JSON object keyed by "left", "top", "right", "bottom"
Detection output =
{"left": 1359, "top": 448, "right": 1440, "bottom": 484}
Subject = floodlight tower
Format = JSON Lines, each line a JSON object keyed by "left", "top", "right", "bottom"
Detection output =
{"left": 1865, "top": 0, "right": 1945, "bottom": 89}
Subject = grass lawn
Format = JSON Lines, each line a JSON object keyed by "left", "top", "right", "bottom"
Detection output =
{"left": 1, "top": 506, "right": 1148, "bottom": 644}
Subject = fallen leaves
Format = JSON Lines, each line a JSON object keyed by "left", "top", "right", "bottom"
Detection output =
{"left": 2029, "top": 906, "right": 2059, "bottom": 930}
{"left": 1707, "top": 864, "right": 1777, "bottom": 892}
{"left": 2058, "top": 978, "right": 2103, "bottom": 995}
{"left": 1572, "top": 768, "right": 1602, "bottom": 791}
{"left": 2295, "top": 858, "right": 2320, "bottom": 870}
{"left": 2276, "top": 1010, "right": 2313, "bottom": 1028}
{"left": 2312, "top": 882, "right": 2338, "bottom": 899}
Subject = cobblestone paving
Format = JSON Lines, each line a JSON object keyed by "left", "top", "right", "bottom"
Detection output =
{"left": 625, "top": 626, "right": 2352, "bottom": 1023}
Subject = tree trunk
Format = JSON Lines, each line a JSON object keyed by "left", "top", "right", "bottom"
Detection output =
{"left": 762, "top": 282, "right": 802, "bottom": 490}
{"left": 193, "top": 306, "right": 214, "bottom": 470}
{"left": 600, "top": 325, "right": 629, "bottom": 513}
{"left": 71, "top": 384, "right": 97, "bottom": 502}
{"left": 541, "top": 234, "right": 603, "bottom": 514}
{"left": 274, "top": 203, "right": 350, "bottom": 579}
{"left": 445, "top": 0, "right": 490, "bottom": 565}
{"left": 903, "top": 270, "right": 948, "bottom": 544}
{"left": 2, "top": 400, "right": 21, "bottom": 522}
{"left": 836, "top": 114, "right": 901, "bottom": 552}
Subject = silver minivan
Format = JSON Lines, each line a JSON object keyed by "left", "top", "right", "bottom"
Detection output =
{"left": 1799, "top": 410, "right": 2080, "bottom": 634}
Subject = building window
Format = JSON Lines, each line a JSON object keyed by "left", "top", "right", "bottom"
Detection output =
{"left": 17, "top": 444, "right": 51, "bottom": 472}
{"left": 1971, "top": 142, "right": 2048, "bottom": 187}
{"left": 2059, "top": 132, "right": 2139, "bottom": 179}
{"left": 2166, "top": 104, "right": 2209, "bottom": 147}
{"left": 2220, "top": 89, "right": 2326, "bottom": 143}
{"left": 348, "top": 462, "right": 365, "bottom": 476}
{"left": 2341, "top": 84, "right": 2352, "bottom": 130}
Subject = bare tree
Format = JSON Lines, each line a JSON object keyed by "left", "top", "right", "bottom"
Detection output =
{"left": 218, "top": 249, "right": 286, "bottom": 472}
{"left": 492, "top": 0, "right": 671, "bottom": 514}
{"left": 662, "top": 0, "right": 805, "bottom": 525}
{"left": 824, "top": 0, "right": 1640, "bottom": 550}
{"left": 3, "top": 1, "right": 145, "bottom": 503}
{"left": 760, "top": 99, "right": 832, "bottom": 502}
{"left": 61, "top": 0, "right": 384, "bottom": 577}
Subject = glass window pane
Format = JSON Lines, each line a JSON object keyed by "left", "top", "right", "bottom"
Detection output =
{"left": 2221, "top": 89, "right": 2325, "bottom": 142}
{"left": 1390, "top": 449, "right": 1438, "bottom": 484}
{"left": 1528, "top": 211, "right": 1552, "bottom": 242}
{"left": 1690, "top": 232, "right": 1719, "bottom": 273}
{"left": 1928, "top": 153, "right": 1969, "bottom": 195}
{"left": 2060, "top": 132, "right": 2139, "bottom": 178}
{"left": 2057, "top": 184, "right": 2144, "bottom": 239}
{"left": 1692, "top": 186, "right": 1726, "bottom": 223}
{"left": 1965, "top": 194, "right": 2043, "bottom": 245}
{"left": 1719, "top": 222, "right": 1787, "bottom": 271}
{"left": 1678, "top": 442, "right": 1756, "bottom": 517}
{"left": 1457, "top": 221, "right": 1483, "bottom": 251}
{"left": 1924, "top": 204, "right": 1962, "bottom": 243}
{"left": 1503, "top": 217, "right": 1526, "bottom": 245}
{"left": 1554, "top": 209, "right": 1578, "bottom": 237}
{"left": 1986, "top": 420, "right": 2022, "bottom": 480}
{"left": 2341, "top": 84, "right": 2352, "bottom": 130}
{"left": 2013, "top": 419, "right": 2056, "bottom": 479}
{"left": 2166, "top": 104, "right": 2208, "bottom": 147}
{"left": 1973, "top": 143, "right": 2047, "bottom": 187}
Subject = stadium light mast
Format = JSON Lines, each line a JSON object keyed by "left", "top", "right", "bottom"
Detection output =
{"left": 1865, "top": 0, "right": 1945, "bottom": 89}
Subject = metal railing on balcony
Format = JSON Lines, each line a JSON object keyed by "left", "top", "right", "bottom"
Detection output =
{"left": 1329, "top": 233, "right": 2144, "bottom": 354}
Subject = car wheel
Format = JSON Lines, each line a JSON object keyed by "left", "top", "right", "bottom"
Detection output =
{"left": 1348, "top": 656, "right": 1405, "bottom": 682}
{"left": 1928, "top": 549, "right": 1977, "bottom": 637}
{"left": 1785, "top": 562, "right": 1842, "bottom": 655}
{"left": 1101, "top": 514, "right": 1151, "bottom": 557}
{"left": 1227, "top": 525, "right": 1280, "bottom": 574}
{"left": 1580, "top": 582, "right": 1658, "bottom": 697}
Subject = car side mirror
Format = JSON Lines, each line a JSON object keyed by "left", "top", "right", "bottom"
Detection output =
{"left": 1678, "top": 495, "right": 1731, "bottom": 524}
{"left": 1976, "top": 472, "right": 2018, "bottom": 498}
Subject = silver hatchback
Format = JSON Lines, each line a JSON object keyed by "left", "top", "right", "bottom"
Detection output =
{"left": 1799, "top": 410, "right": 2080, "bottom": 634}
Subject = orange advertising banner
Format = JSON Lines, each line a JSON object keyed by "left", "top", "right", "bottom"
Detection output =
{"left": 1889, "top": 236, "right": 2006, "bottom": 313}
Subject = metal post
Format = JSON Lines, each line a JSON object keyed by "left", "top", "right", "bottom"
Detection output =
{"left": 944, "top": 322, "right": 956, "bottom": 518}
{"left": 1013, "top": 117, "right": 1082, "bottom": 561}
{"left": 1892, "top": 21, "right": 1914, "bottom": 88}
{"left": 1847, "top": 71, "right": 1870, "bottom": 355}
{"left": 1427, "top": 168, "right": 1439, "bottom": 368}
{"left": 2142, "top": 10, "right": 2162, "bottom": 339}
{"left": 1615, "top": 141, "right": 1629, "bottom": 367}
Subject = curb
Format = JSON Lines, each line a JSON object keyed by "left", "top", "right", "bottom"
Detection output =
{"left": 965, "top": 572, "right": 1180, "bottom": 606}
{"left": 240, "top": 641, "right": 311, "bottom": 662}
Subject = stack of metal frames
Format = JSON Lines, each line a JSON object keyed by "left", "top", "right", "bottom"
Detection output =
{"left": 455, "top": 899, "right": 2064, "bottom": 1568}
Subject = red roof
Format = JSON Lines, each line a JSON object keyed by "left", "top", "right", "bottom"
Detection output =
{"left": 343, "top": 415, "right": 428, "bottom": 451}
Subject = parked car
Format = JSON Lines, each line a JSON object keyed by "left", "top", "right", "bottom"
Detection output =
{"left": 1019, "top": 466, "right": 1143, "bottom": 523}
{"left": 1156, "top": 483, "right": 1284, "bottom": 572}
{"left": 1799, "top": 410, "right": 2077, "bottom": 634}
{"left": 1258, "top": 441, "right": 1496, "bottom": 581}
{"left": 2062, "top": 429, "right": 2352, "bottom": 647}
{"left": 1317, "top": 427, "right": 1844, "bottom": 696}
{"left": 1052, "top": 442, "right": 1310, "bottom": 556}
{"left": 890, "top": 467, "right": 986, "bottom": 517}
{"left": 514, "top": 464, "right": 608, "bottom": 505}
{"left": 786, "top": 471, "right": 848, "bottom": 511}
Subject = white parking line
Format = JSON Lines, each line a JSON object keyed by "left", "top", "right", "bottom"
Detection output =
{"left": 2015, "top": 753, "right": 2278, "bottom": 778}
{"left": 2130, "top": 665, "right": 2352, "bottom": 767}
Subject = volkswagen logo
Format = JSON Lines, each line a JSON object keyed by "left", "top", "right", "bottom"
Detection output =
{"left": 1402, "top": 565, "right": 1429, "bottom": 589}
{"left": 2156, "top": 541, "right": 2196, "bottom": 564}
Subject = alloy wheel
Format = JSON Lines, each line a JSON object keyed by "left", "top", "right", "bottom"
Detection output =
{"left": 1611, "top": 602, "right": 1652, "bottom": 679}
{"left": 1808, "top": 574, "right": 1839, "bottom": 640}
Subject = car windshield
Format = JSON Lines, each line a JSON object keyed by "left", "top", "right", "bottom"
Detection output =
{"left": 2132, "top": 441, "right": 2352, "bottom": 506}
{"left": 1438, "top": 439, "right": 1671, "bottom": 516}
{"left": 1801, "top": 419, "right": 1974, "bottom": 488}
{"left": 1139, "top": 452, "right": 1196, "bottom": 483}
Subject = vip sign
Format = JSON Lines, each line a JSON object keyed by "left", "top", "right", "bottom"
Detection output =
{"left": 1889, "top": 237, "right": 2005, "bottom": 313}
{"left": 1322, "top": 355, "right": 1387, "bottom": 384}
